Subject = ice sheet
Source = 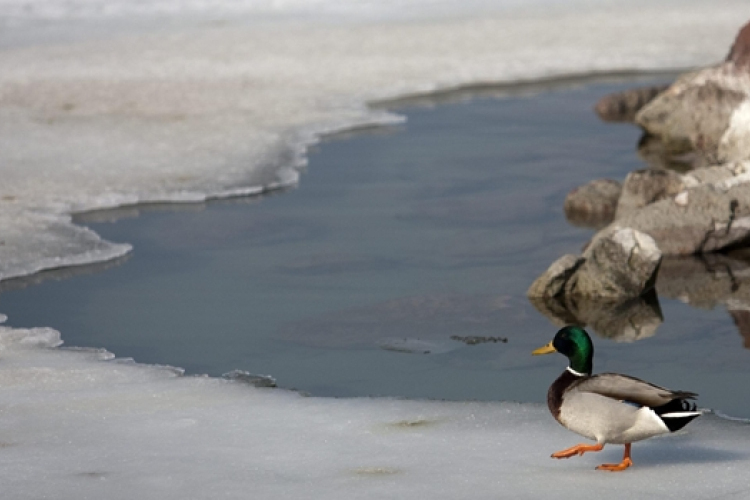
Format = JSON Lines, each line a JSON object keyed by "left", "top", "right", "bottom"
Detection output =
{"left": 0, "top": 325, "right": 747, "bottom": 499}
{"left": 0, "top": 0, "right": 748, "bottom": 280}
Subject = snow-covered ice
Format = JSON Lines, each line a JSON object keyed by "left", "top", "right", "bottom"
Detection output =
{"left": 0, "top": 0, "right": 748, "bottom": 280}
{"left": 0, "top": 326, "right": 748, "bottom": 499}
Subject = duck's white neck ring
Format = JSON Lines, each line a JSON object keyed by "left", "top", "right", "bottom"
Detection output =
{"left": 566, "top": 366, "right": 586, "bottom": 377}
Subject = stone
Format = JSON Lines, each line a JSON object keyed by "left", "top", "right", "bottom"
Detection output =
{"left": 527, "top": 254, "right": 582, "bottom": 298}
{"left": 683, "top": 160, "right": 750, "bottom": 186}
{"left": 563, "top": 179, "right": 621, "bottom": 228}
{"left": 636, "top": 133, "right": 704, "bottom": 171}
{"left": 635, "top": 74, "right": 746, "bottom": 160}
{"left": 635, "top": 21, "right": 750, "bottom": 164}
{"left": 614, "top": 178, "right": 750, "bottom": 255}
{"left": 565, "top": 226, "right": 662, "bottom": 298}
{"left": 528, "top": 228, "right": 661, "bottom": 301}
{"left": 594, "top": 85, "right": 669, "bottom": 122}
{"left": 615, "top": 169, "right": 685, "bottom": 218}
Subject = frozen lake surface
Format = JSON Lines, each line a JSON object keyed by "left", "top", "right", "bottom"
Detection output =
{"left": 4, "top": 78, "right": 750, "bottom": 419}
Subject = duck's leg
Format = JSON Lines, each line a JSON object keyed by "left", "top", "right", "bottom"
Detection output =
{"left": 551, "top": 443, "right": 604, "bottom": 459}
{"left": 596, "top": 443, "right": 633, "bottom": 472}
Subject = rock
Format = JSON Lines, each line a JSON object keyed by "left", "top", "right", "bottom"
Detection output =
{"left": 531, "top": 21, "right": 750, "bottom": 344}
{"left": 594, "top": 85, "right": 669, "bottom": 122}
{"left": 636, "top": 133, "right": 703, "bottom": 171}
{"left": 614, "top": 161, "right": 750, "bottom": 220}
{"left": 563, "top": 179, "right": 622, "bottom": 228}
{"left": 614, "top": 177, "right": 750, "bottom": 255}
{"left": 727, "top": 20, "right": 750, "bottom": 69}
{"left": 565, "top": 226, "right": 662, "bottom": 298}
{"left": 528, "top": 227, "right": 661, "bottom": 300}
{"left": 615, "top": 169, "right": 685, "bottom": 218}
{"left": 635, "top": 74, "right": 746, "bottom": 160}
{"left": 528, "top": 228, "right": 663, "bottom": 341}
{"left": 527, "top": 254, "right": 582, "bottom": 298}
{"left": 635, "top": 21, "right": 750, "bottom": 163}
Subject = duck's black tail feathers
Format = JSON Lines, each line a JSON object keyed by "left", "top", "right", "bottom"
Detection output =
{"left": 653, "top": 398, "right": 702, "bottom": 432}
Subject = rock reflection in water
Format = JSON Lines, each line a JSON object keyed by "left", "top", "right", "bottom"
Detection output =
{"left": 528, "top": 291, "right": 662, "bottom": 343}
{"left": 658, "top": 252, "right": 750, "bottom": 350}
{"left": 529, "top": 251, "right": 750, "bottom": 348}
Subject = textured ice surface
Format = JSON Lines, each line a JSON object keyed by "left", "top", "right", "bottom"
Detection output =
{"left": 0, "top": 0, "right": 748, "bottom": 279}
{"left": 0, "top": 325, "right": 748, "bottom": 499}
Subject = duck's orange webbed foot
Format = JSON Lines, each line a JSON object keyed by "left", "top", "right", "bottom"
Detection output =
{"left": 596, "top": 458, "right": 632, "bottom": 472}
{"left": 596, "top": 443, "right": 633, "bottom": 472}
{"left": 551, "top": 443, "right": 604, "bottom": 459}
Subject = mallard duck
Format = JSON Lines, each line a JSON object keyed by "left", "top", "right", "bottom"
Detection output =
{"left": 532, "top": 325, "right": 701, "bottom": 471}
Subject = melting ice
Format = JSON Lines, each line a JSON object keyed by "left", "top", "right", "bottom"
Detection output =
{"left": 0, "top": 0, "right": 746, "bottom": 279}
{"left": 1, "top": 0, "right": 750, "bottom": 497}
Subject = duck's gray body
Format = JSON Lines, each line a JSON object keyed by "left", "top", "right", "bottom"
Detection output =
{"left": 549, "top": 368, "right": 700, "bottom": 445}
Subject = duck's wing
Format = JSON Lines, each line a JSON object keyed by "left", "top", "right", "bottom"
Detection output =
{"left": 572, "top": 373, "right": 697, "bottom": 407}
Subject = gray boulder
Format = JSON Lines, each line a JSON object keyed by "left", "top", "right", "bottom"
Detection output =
{"left": 528, "top": 226, "right": 661, "bottom": 300}
{"left": 564, "top": 178, "right": 621, "bottom": 228}
{"left": 568, "top": 226, "right": 662, "bottom": 297}
{"left": 636, "top": 133, "right": 702, "bottom": 171}
{"left": 615, "top": 169, "right": 685, "bottom": 218}
{"left": 615, "top": 172, "right": 750, "bottom": 255}
{"left": 527, "top": 254, "right": 582, "bottom": 299}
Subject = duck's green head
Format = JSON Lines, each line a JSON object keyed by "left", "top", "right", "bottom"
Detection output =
{"left": 532, "top": 325, "right": 593, "bottom": 375}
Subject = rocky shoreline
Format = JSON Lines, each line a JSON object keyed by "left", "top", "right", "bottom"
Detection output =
{"left": 529, "top": 21, "right": 750, "bottom": 342}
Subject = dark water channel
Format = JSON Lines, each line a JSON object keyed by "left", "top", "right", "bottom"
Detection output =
{"left": 3, "top": 76, "right": 750, "bottom": 418}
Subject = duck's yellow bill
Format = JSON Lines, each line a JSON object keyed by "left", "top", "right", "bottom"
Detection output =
{"left": 532, "top": 341, "right": 556, "bottom": 355}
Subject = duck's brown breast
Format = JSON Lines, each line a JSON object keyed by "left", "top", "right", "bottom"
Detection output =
{"left": 547, "top": 369, "right": 584, "bottom": 420}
